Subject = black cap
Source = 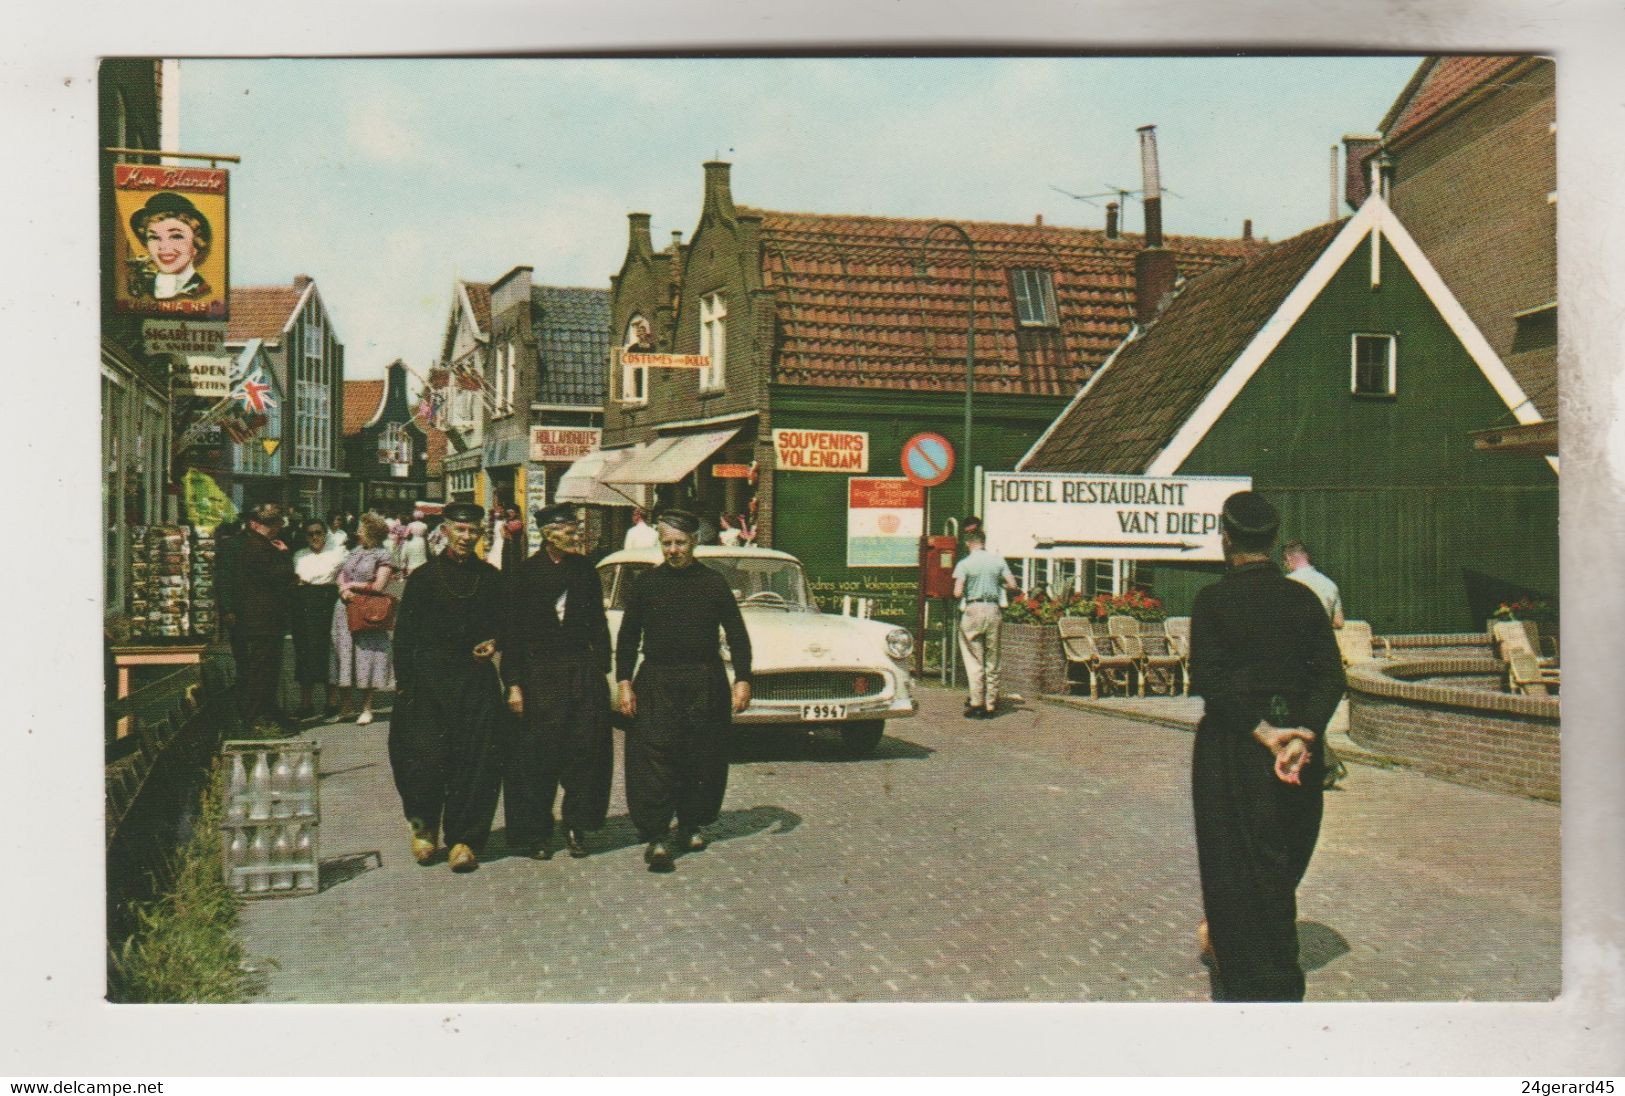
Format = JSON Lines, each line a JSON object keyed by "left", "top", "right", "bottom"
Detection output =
{"left": 129, "top": 191, "right": 212, "bottom": 240}
{"left": 961, "top": 514, "right": 983, "bottom": 529}
{"left": 442, "top": 502, "right": 484, "bottom": 525}
{"left": 533, "top": 502, "right": 578, "bottom": 527}
{"left": 654, "top": 508, "right": 700, "bottom": 535}
{"left": 1221, "top": 491, "right": 1279, "bottom": 540}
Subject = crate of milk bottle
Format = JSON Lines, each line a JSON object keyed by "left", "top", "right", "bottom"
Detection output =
{"left": 220, "top": 740, "right": 321, "bottom": 898}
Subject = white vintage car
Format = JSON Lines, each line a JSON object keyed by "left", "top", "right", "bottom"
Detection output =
{"left": 598, "top": 545, "right": 918, "bottom": 755}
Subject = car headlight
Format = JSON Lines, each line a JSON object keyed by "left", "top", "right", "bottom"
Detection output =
{"left": 886, "top": 628, "right": 914, "bottom": 661}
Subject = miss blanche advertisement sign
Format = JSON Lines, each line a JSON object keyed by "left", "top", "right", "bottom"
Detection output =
{"left": 113, "top": 163, "right": 229, "bottom": 320}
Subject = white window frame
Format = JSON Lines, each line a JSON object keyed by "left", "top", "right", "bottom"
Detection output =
{"left": 501, "top": 342, "right": 517, "bottom": 416}
{"left": 1350, "top": 333, "right": 1397, "bottom": 397}
{"left": 1010, "top": 269, "right": 1059, "bottom": 327}
{"left": 620, "top": 316, "right": 650, "bottom": 405}
{"left": 699, "top": 293, "right": 727, "bottom": 392}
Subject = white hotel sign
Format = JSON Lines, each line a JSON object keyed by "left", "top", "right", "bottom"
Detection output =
{"left": 982, "top": 472, "right": 1252, "bottom": 562}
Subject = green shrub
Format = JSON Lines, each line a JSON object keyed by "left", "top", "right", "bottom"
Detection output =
{"left": 107, "top": 765, "right": 264, "bottom": 1003}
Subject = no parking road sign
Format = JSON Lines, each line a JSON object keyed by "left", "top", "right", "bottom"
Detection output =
{"left": 901, "top": 432, "right": 955, "bottom": 488}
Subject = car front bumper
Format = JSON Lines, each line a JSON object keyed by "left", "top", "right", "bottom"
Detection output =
{"left": 731, "top": 692, "right": 919, "bottom": 725}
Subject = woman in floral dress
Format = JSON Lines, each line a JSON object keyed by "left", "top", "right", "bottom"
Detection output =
{"left": 331, "top": 513, "right": 396, "bottom": 725}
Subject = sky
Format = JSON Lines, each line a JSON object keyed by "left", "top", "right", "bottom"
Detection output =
{"left": 178, "top": 56, "right": 1423, "bottom": 379}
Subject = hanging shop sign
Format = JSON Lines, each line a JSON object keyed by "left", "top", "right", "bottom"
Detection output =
{"left": 773, "top": 429, "right": 869, "bottom": 473}
{"left": 621, "top": 351, "right": 710, "bottom": 370}
{"left": 174, "top": 353, "right": 233, "bottom": 399}
{"left": 183, "top": 468, "right": 237, "bottom": 533}
{"left": 529, "top": 426, "right": 602, "bottom": 463}
{"left": 981, "top": 471, "right": 1253, "bottom": 563}
{"left": 143, "top": 319, "right": 226, "bottom": 356}
{"left": 847, "top": 477, "right": 925, "bottom": 568}
{"left": 112, "top": 164, "right": 229, "bottom": 320}
{"left": 711, "top": 463, "right": 754, "bottom": 479}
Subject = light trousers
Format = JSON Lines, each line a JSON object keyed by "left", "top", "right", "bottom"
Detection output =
{"left": 958, "top": 603, "right": 1003, "bottom": 710}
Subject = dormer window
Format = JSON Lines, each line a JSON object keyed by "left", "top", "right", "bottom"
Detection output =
{"left": 1010, "top": 269, "right": 1058, "bottom": 327}
{"left": 621, "top": 315, "right": 650, "bottom": 404}
{"left": 1351, "top": 333, "right": 1397, "bottom": 396}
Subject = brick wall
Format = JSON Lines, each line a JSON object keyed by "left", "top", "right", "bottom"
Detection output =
{"left": 1000, "top": 622, "right": 1071, "bottom": 700}
{"left": 1347, "top": 658, "right": 1560, "bottom": 800}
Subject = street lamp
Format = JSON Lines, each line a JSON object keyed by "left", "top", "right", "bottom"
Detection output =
{"left": 914, "top": 222, "right": 978, "bottom": 517}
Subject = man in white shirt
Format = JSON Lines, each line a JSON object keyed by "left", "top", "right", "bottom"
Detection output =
{"left": 952, "top": 529, "right": 1019, "bottom": 719}
{"left": 1282, "top": 541, "right": 1344, "bottom": 629}
{"left": 623, "top": 508, "right": 660, "bottom": 551}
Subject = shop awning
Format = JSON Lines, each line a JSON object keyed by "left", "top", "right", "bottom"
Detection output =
{"left": 604, "top": 427, "right": 740, "bottom": 486}
{"left": 556, "top": 446, "right": 643, "bottom": 506}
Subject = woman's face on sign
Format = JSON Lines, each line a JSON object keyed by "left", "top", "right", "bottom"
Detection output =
{"left": 144, "top": 217, "right": 199, "bottom": 274}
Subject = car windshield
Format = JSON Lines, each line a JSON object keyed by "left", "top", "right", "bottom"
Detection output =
{"left": 601, "top": 556, "right": 817, "bottom": 613}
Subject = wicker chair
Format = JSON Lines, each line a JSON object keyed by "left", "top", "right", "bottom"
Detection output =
{"left": 1335, "top": 619, "right": 1389, "bottom": 665}
{"left": 1164, "top": 617, "right": 1192, "bottom": 688}
{"left": 1138, "top": 632, "right": 1186, "bottom": 696}
{"left": 1057, "top": 618, "right": 1103, "bottom": 697}
{"left": 1494, "top": 622, "right": 1561, "bottom": 694}
{"left": 1091, "top": 634, "right": 1141, "bottom": 696}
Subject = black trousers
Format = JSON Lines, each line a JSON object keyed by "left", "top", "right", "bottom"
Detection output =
{"left": 1191, "top": 707, "right": 1325, "bottom": 1002}
{"left": 291, "top": 585, "right": 338, "bottom": 686}
{"left": 625, "top": 662, "right": 732, "bottom": 841}
{"left": 239, "top": 632, "right": 285, "bottom": 726}
{"left": 504, "top": 660, "right": 614, "bottom": 848}
{"left": 388, "top": 655, "right": 506, "bottom": 851}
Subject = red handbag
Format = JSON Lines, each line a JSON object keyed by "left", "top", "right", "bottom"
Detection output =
{"left": 346, "top": 590, "right": 397, "bottom": 633}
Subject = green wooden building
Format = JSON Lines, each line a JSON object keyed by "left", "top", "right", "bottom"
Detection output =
{"left": 1020, "top": 194, "right": 1557, "bottom": 634}
{"left": 590, "top": 160, "right": 1259, "bottom": 626}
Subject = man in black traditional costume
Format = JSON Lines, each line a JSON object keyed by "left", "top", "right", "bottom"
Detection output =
{"left": 615, "top": 509, "right": 752, "bottom": 872}
{"left": 389, "top": 502, "right": 508, "bottom": 873}
{"left": 501, "top": 503, "right": 614, "bottom": 861}
{"left": 1189, "top": 491, "right": 1346, "bottom": 1001}
{"left": 221, "top": 503, "right": 295, "bottom": 735}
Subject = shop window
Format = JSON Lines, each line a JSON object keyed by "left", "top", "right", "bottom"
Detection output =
{"left": 1010, "top": 269, "right": 1059, "bottom": 327}
{"left": 699, "top": 293, "right": 727, "bottom": 391}
{"left": 1351, "top": 333, "right": 1396, "bottom": 396}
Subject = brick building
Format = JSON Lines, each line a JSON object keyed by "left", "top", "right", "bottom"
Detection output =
{"left": 585, "top": 160, "right": 1258, "bottom": 619}
{"left": 479, "top": 268, "right": 609, "bottom": 554}
{"left": 1374, "top": 55, "right": 1557, "bottom": 450}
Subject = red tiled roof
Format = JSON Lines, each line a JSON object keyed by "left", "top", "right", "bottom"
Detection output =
{"left": 342, "top": 380, "right": 385, "bottom": 437}
{"left": 1384, "top": 56, "right": 1526, "bottom": 147}
{"left": 1023, "top": 220, "right": 1345, "bottom": 475}
{"left": 742, "top": 207, "right": 1262, "bottom": 396}
{"left": 462, "top": 281, "right": 491, "bottom": 334}
{"left": 226, "top": 284, "right": 304, "bottom": 342}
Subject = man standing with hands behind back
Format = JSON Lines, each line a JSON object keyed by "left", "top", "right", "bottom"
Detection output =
{"left": 1188, "top": 491, "right": 1345, "bottom": 1001}
{"left": 615, "top": 509, "right": 752, "bottom": 873}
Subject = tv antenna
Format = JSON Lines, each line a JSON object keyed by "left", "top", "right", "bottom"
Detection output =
{"left": 1049, "top": 182, "right": 1183, "bottom": 206}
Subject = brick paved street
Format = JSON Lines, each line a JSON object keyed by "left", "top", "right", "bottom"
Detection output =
{"left": 239, "top": 682, "right": 1559, "bottom": 1003}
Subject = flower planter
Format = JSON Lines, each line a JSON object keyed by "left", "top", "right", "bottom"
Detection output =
{"left": 1000, "top": 621, "right": 1071, "bottom": 699}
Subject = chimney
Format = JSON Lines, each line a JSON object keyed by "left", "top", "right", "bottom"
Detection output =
{"left": 702, "top": 160, "right": 737, "bottom": 219}
{"left": 1137, "top": 125, "right": 1164, "bottom": 248}
{"left": 1133, "top": 124, "right": 1177, "bottom": 326}
{"left": 1243, "top": 219, "right": 1253, "bottom": 241}
{"left": 670, "top": 230, "right": 683, "bottom": 250}
{"left": 1342, "top": 133, "right": 1382, "bottom": 210}
{"left": 1105, "top": 202, "right": 1119, "bottom": 239}
{"left": 627, "top": 212, "right": 653, "bottom": 257}
{"left": 1034, "top": 213, "right": 1043, "bottom": 226}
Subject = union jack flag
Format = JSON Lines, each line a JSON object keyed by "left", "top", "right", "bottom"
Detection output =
{"left": 233, "top": 367, "right": 276, "bottom": 415}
